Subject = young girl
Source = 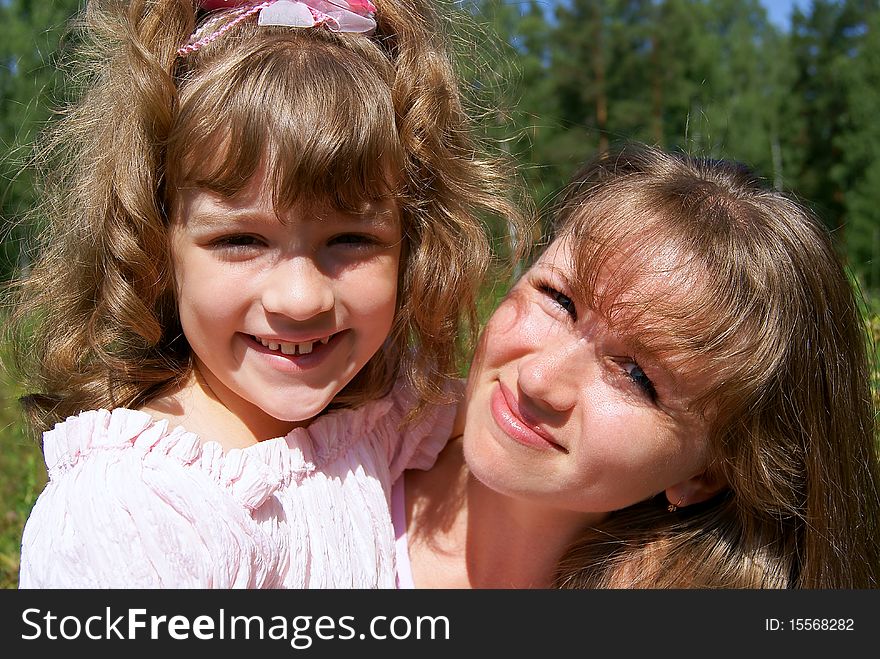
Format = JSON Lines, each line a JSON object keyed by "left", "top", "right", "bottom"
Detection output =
{"left": 397, "top": 144, "right": 880, "bottom": 588}
{"left": 10, "top": 0, "right": 525, "bottom": 587}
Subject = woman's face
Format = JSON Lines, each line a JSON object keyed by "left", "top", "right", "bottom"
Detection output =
{"left": 462, "top": 236, "right": 715, "bottom": 514}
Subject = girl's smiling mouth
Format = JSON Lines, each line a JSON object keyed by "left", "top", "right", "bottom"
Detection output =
{"left": 252, "top": 333, "right": 335, "bottom": 355}
{"left": 247, "top": 331, "right": 344, "bottom": 361}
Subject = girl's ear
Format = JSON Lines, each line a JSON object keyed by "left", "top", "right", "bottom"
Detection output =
{"left": 664, "top": 470, "right": 727, "bottom": 510}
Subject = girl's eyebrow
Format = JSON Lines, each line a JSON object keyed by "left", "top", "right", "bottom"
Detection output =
{"left": 345, "top": 206, "right": 400, "bottom": 229}
{"left": 185, "top": 199, "right": 400, "bottom": 230}
{"left": 338, "top": 198, "right": 401, "bottom": 224}
{"left": 183, "top": 207, "right": 269, "bottom": 228}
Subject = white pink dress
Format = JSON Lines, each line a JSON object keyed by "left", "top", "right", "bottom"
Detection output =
{"left": 19, "top": 381, "right": 457, "bottom": 588}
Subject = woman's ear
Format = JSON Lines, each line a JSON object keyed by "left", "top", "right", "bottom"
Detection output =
{"left": 664, "top": 469, "right": 727, "bottom": 510}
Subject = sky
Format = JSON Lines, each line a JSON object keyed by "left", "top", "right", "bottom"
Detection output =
{"left": 761, "top": 0, "right": 814, "bottom": 30}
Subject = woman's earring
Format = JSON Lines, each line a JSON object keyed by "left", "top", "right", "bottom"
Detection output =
{"left": 667, "top": 497, "right": 684, "bottom": 513}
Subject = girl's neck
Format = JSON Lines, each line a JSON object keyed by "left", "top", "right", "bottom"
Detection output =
{"left": 140, "top": 365, "right": 302, "bottom": 450}
{"left": 405, "top": 437, "right": 603, "bottom": 589}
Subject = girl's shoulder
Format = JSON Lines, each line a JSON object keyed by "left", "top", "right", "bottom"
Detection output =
{"left": 22, "top": 408, "right": 290, "bottom": 588}
{"left": 42, "top": 407, "right": 190, "bottom": 471}
{"left": 304, "top": 377, "right": 466, "bottom": 477}
{"left": 41, "top": 407, "right": 292, "bottom": 510}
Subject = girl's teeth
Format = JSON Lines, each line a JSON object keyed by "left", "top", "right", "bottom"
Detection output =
{"left": 256, "top": 336, "right": 325, "bottom": 355}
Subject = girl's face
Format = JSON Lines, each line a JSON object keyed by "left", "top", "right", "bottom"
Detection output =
{"left": 462, "top": 237, "right": 714, "bottom": 514}
{"left": 170, "top": 170, "right": 402, "bottom": 437}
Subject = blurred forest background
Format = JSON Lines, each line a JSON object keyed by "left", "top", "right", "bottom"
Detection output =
{"left": 2, "top": 0, "right": 880, "bottom": 587}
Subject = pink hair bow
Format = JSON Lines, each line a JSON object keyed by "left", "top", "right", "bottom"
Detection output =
{"left": 199, "top": 0, "right": 376, "bottom": 12}
{"left": 180, "top": 0, "right": 377, "bottom": 56}
{"left": 199, "top": 0, "right": 376, "bottom": 31}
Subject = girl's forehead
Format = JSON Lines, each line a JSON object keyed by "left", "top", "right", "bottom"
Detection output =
{"left": 175, "top": 146, "right": 402, "bottom": 216}
{"left": 173, "top": 179, "right": 401, "bottom": 228}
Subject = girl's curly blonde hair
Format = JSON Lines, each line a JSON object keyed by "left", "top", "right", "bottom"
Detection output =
{"left": 6, "top": 0, "right": 530, "bottom": 435}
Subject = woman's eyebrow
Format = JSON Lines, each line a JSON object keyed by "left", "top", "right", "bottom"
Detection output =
{"left": 612, "top": 322, "right": 688, "bottom": 385}
{"left": 636, "top": 339, "right": 710, "bottom": 412}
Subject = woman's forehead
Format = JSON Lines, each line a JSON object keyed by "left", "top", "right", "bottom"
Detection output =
{"left": 539, "top": 233, "right": 704, "bottom": 296}
{"left": 540, "top": 232, "right": 720, "bottom": 368}
{"left": 520, "top": 236, "right": 718, "bottom": 422}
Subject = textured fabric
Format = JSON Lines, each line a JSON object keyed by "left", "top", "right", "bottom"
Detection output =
{"left": 391, "top": 476, "right": 414, "bottom": 589}
{"left": 19, "top": 379, "right": 458, "bottom": 588}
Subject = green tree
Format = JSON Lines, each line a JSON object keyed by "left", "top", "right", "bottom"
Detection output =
{"left": 645, "top": 0, "right": 791, "bottom": 185}
{"left": 789, "top": 0, "right": 875, "bottom": 235}
{"left": 551, "top": 0, "right": 614, "bottom": 161}
{"left": 0, "top": 0, "right": 81, "bottom": 281}
{"left": 602, "top": 0, "right": 658, "bottom": 146}
{"left": 509, "top": 0, "right": 562, "bottom": 206}
{"left": 460, "top": 0, "right": 564, "bottom": 207}
{"left": 650, "top": 0, "right": 717, "bottom": 150}
{"left": 698, "top": 1, "right": 787, "bottom": 174}
{"left": 834, "top": 3, "right": 880, "bottom": 287}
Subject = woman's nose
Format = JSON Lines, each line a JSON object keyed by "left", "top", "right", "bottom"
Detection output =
{"left": 261, "top": 257, "right": 335, "bottom": 320}
{"left": 516, "top": 338, "right": 583, "bottom": 414}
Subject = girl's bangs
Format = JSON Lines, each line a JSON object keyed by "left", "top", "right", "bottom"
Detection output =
{"left": 169, "top": 35, "right": 403, "bottom": 211}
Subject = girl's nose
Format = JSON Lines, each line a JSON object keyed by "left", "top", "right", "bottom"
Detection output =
{"left": 261, "top": 257, "right": 335, "bottom": 320}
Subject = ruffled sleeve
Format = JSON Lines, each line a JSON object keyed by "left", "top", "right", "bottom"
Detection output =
{"left": 297, "top": 377, "right": 463, "bottom": 485}
{"left": 385, "top": 378, "right": 464, "bottom": 480}
{"left": 19, "top": 409, "right": 287, "bottom": 589}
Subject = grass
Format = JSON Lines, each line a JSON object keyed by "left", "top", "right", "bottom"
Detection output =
{"left": 0, "top": 342, "right": 47, "bottom": 589}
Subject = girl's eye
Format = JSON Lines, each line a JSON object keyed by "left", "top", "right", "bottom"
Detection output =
{"left": 539, "top": 283, "right": 577, "bottom": 320}
{"left": 211, "top": 234, "right": 264, "bottom": 249}
{"left": 622, "top": 361, "right": 657, "bottom": 402}
{"left": 328, "top": 233, "right": 379, "bottom": 247}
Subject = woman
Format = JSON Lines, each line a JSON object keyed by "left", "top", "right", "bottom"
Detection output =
{"left": 394, "top": 145, "right": 880, "bottom": 588}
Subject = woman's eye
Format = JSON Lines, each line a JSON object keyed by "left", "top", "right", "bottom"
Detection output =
{"left": 622, "top": 361, "right": 657, "bottom": 401}
{"left": 539, "top": 283, "right": 577, "bottom": 320}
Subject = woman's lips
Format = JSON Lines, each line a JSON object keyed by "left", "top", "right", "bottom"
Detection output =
{"left": 490, "top": 382, "right": 566, "bottom": 452}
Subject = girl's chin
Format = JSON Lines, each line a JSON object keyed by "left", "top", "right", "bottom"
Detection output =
{"left": 256, "top": 398, "right": 332, "bottom": 427}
